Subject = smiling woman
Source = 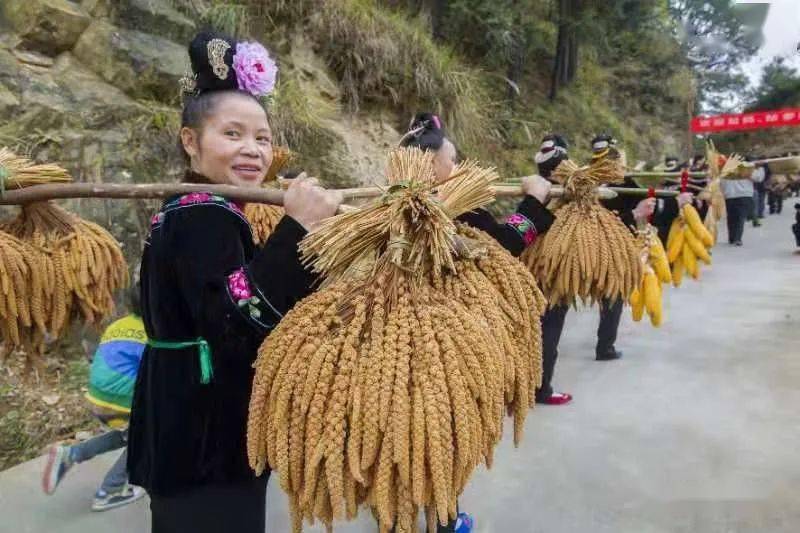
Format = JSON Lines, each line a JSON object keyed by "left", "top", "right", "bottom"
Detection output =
{"left": 124, "top": 31, "right": 342, "bottom": 533}
{"left": 180, "top": 95, "right": 274, "bottom": 188}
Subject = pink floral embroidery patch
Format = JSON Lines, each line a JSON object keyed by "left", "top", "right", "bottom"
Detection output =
{"left": 228, "top": 268, "right": 253, "bottom": 301}
{"left": 179, "top": 192, "right": 213, "bottom": 205}
{"left": 227, "top": 267, "right": 264, "bottom": 321}
{"left": 506, "top": 213, "right": 537, "bottom": 245}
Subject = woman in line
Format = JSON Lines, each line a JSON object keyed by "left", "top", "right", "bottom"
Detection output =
{"left": 400, "top": 113, "right": 554, "bottom": 253}
{"left": 397, "top": 113, "right": 553, "bottom": 533}
{"left": 126, "top": 31, "right": 341, "bottom": 533}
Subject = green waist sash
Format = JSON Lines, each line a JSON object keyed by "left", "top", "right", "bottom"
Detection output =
{"left": 147, "top": 338, "right": 213, "bottom": 384}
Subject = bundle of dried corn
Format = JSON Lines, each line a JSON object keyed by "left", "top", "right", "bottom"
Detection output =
{"left": 630, "top": 225, "right": 670, "bottom": 327}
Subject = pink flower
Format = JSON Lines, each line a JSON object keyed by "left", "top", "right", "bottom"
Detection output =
{"left": 233, "top": 42, "right": 277, "bottom": 97}
{"left": 179, "top": 192, "right": 212, "bottom": 205}
{"left": 228, "top": 268, "right": 253, "bottom": 301}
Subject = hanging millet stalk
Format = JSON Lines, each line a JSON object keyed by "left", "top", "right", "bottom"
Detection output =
{"left": 247, "top": 148, "right": 545, "bottom": 532}
{"left": 0, "top": 148, "right": 128, "bottom": 369}
{"left": 521, "top": 158, "right": 642, "bottom": 308}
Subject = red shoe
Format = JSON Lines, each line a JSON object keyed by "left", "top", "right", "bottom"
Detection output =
{"left": 538, "top": 392, "right": 573, "bottom": 405}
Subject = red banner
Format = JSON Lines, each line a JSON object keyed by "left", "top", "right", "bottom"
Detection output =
{"left": 690, "top": 108, "right": 800, "bottom": 133}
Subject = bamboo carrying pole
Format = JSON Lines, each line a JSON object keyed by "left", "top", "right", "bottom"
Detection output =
{"left": 0, "top": 181, "right": 656, "bottom": 205}
{"left": 752, "top": 155, "right": 799, "bottom": 165}
{"left": 0, "top": 179, "right": 690, "bottom": 207}
{"left": 624, "top": 171, "right": 706, "bottom": 179}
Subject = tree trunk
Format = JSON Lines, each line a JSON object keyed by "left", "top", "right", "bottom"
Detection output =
{"left": 507, "top": 0, "right": 524, "bottom": 104}
{"left": 549, "top": 0, "right": 581, "bottom": 100}
{"left": 422, "top": 0, "right": 448, "bottom": 41}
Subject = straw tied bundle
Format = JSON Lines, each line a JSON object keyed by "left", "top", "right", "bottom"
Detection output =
{"left": 521, "top": 158, "right": 642, "bottom": 307}
{"left": 247, "top": 148, "right": 545, "bottom": 532}
{"left": 0, "top": 148, "right": 128, "bottom": 371}
{"left": 702, "top": 141, "right": 743, "bottom": 243}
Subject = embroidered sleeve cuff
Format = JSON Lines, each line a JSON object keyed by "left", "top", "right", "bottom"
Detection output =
{"left": 517, "top": 196, "right": 555, "bottom": 234}
{"left": 227, "top": 266, "right": 283, "bottom": 330}
{"left": 505, "top": 213, "right": 538, "bottom": 245}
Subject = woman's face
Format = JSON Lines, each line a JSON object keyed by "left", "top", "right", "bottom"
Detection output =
{"left": 181, "top": 93, "right": 273, "bottom": 188}
{"left": 433, "top": 138, "right": 457, "bottom": 183}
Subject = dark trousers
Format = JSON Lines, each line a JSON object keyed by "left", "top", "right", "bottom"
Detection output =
{"left": 150, "top": 475, "right": 268, "bottom": 533}
{"left": 768, "top": 191, "right": 784, "bottom": 214}
{"left": 537, "top": 298, "right": 623, "bottom": 400}
{"left": 725, "top": 197, "right": 752, "bottom": 244}
{"left": 754, "top": 188, "right": 767, "bottom": 218}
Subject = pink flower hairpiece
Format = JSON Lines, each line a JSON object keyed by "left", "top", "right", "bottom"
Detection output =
{"left": 232, "top": 41, "right": 277, "bottom": 98}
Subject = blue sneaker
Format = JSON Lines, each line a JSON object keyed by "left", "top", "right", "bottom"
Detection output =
{"left": 42, "top": 444, "right": 74, "bottom": 495}
{"left": 91, "top": 484, "right": 146, "bottom": 512}
{"left": 454, "top": 512, "right": 474, "bottom": 533}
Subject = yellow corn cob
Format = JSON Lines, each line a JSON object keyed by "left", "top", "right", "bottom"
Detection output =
{"left": 649, "top": 239, "right": 673, "bottom": 284}
{"left": 630, "top": 286, "right": 644, "bottom": 322}
{"left": 643, "top": 271, "right": 660, "bottom": 317}
{"left": 672, "top": 256, "right": 684, "bottom": 287}
{"left": 682, "top": 243, "right": 699, "bottom": 279}
{"left": 683, "top": 226, "right": 711, "bottom": 265}
{"left": 682, "top": 204, "right": 714, "bottom": 248}
{"left": 667, "top": 222, "right": 684, "bottom": 263}
{"left": 649, "top": 303, "right": 662, "bottom": 327}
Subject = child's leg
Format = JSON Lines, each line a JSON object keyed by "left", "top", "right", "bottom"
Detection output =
{"left": 70, "top": 429, "right": 127, "bottom": 464}
{"left": 99, "top": 448, "right": 128, "bottom": 493}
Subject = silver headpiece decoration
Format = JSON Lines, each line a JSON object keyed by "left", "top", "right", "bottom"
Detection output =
{"left": 207, "top": 39, "right": 231, "bottom": 80}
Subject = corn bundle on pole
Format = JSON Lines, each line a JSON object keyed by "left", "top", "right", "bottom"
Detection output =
{"left": 665, "top": 204, "right": 714, "bottom": 286}
{"left": 630, "top": 225, "right": 670, "bottom": 327}
{"left": 247, "top": 149, "right": 546, "bottom": 532}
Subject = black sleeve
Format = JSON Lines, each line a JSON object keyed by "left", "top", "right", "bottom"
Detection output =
{"left": 653, "top": 196, "right": 680, "bottom": 237}
{"left": 169, "top": 205, "right": 316, "bottom": 359}
{"left": 457, "top": 195, "right": 555, "bottom": 257}
{"left": 601, "top": 177, "right": 640, "bottom": 230}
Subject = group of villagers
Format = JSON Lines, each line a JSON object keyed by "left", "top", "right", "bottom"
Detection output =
{"left": 42, "top": 29, "right": 704, "bottom": 533}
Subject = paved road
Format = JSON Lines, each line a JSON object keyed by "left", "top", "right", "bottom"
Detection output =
{"left": 2, "top": 209, "right": 799, "bottom": 533}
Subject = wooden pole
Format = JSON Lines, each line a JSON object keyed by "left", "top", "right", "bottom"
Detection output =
{"left": 624, "top": 171, "right": 706, "bottom": 179}
{"left": 0, "top": 181, "right": 627, "bottom": 205}
{"left": 751, "top": 155, "right": 799, "bottom": 165}
{"left": 0, "top": 182, "right": 286, "bottom": 206}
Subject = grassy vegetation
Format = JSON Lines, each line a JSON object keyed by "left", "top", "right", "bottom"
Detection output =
{"left": 0, "top": 353, "right": 92, "bottom": 471}
{"left": 192, "top": 0, "right": 690, "bottom": 177}
{"left": 305, "top": 0, "right": 495, "bottom": 153}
